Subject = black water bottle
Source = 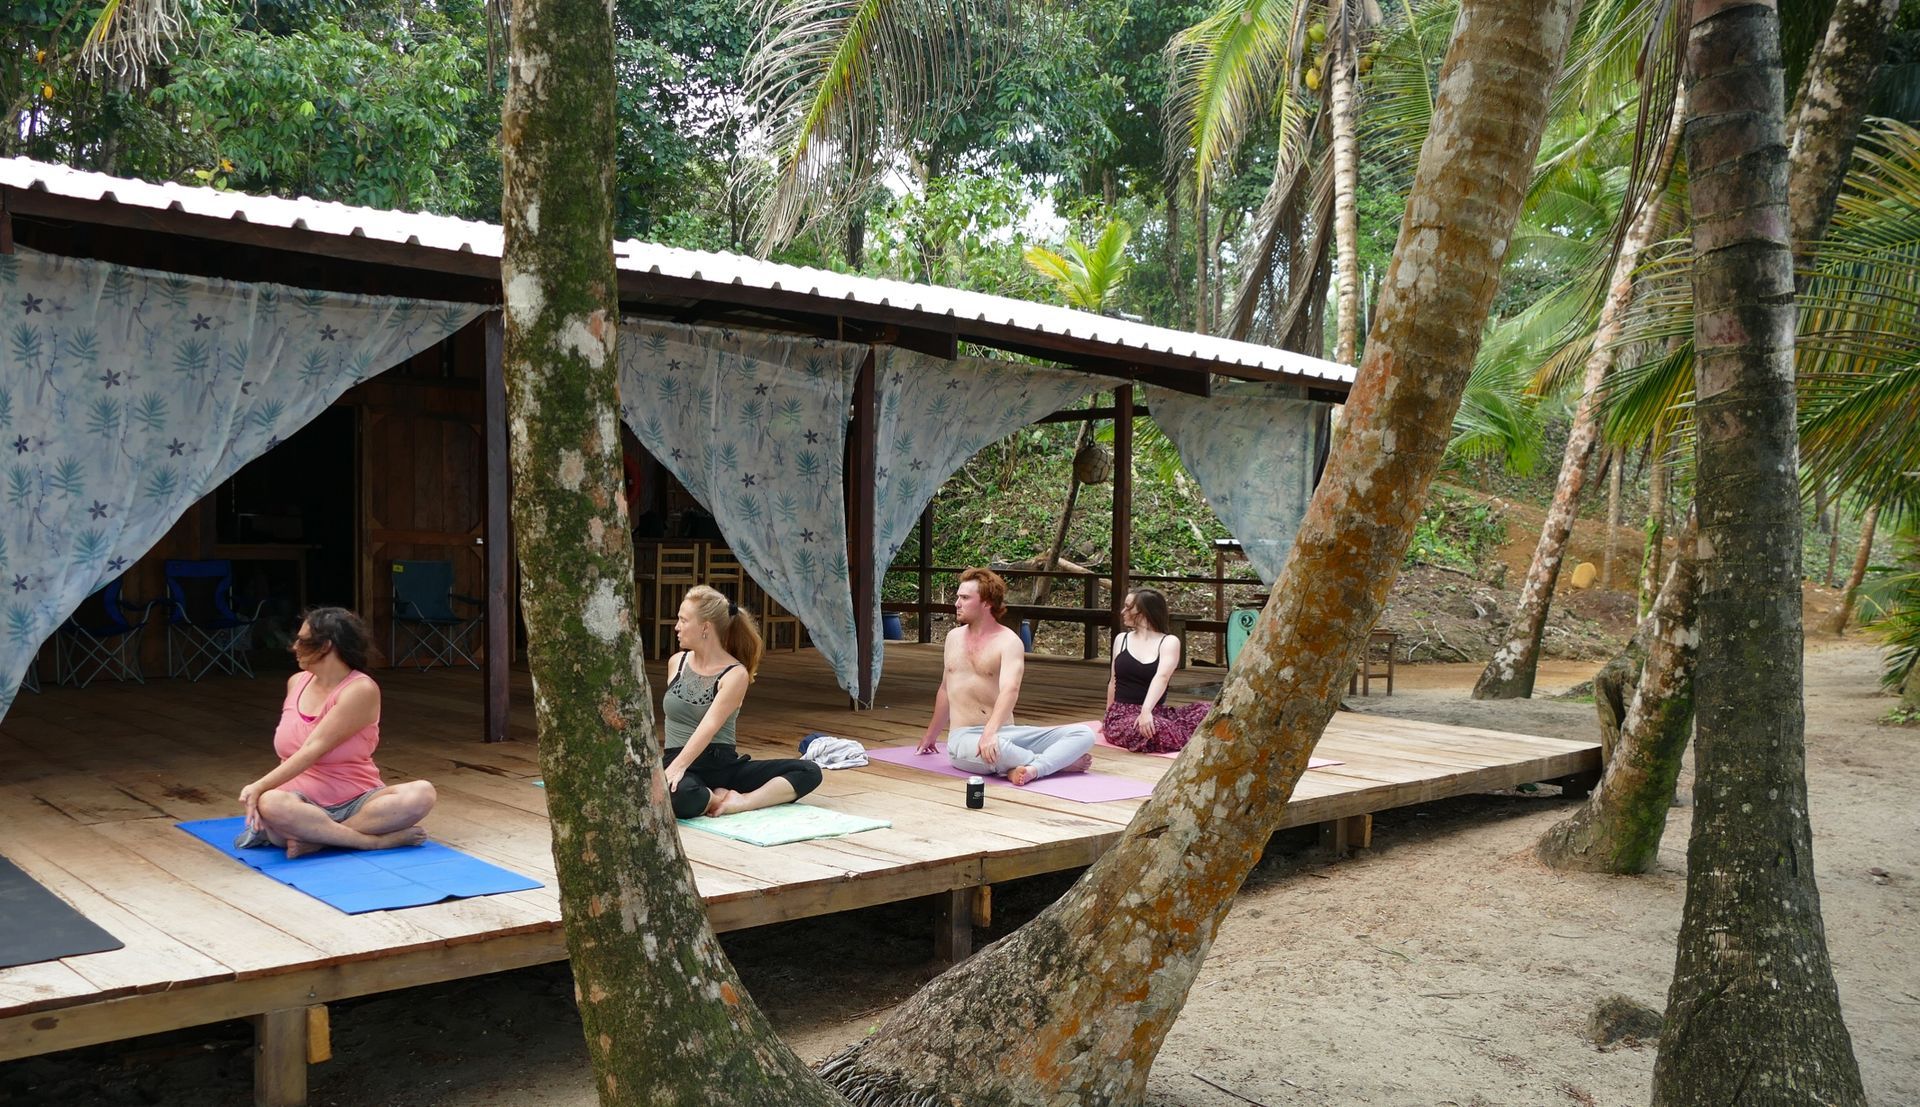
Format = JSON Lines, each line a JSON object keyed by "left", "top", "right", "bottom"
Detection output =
{"left": 966, "top": 775, "right": 985, "bottom": 809}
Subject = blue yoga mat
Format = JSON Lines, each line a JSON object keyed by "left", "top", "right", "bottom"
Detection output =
{"left": 176, "top": 817, "right": 542, "bottom": 915}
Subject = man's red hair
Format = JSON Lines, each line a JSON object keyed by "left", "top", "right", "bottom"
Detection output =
{"left": 958, "top": 566, "right": 1009, "bottom": 618}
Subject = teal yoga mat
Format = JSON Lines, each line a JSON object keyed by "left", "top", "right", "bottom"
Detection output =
{"left": 677, "top": 804, "right": 890, "bottom": 846}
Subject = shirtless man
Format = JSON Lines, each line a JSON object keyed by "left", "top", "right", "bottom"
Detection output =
{"left": 915, "top": 567, "right": 1095, "bottom": 786}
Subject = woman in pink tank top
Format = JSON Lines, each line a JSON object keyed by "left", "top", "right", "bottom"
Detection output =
{"left": 237, "top": 607, "right": 437, "bottom": 858}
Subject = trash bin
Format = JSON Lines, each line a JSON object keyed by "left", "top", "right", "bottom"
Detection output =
{"left": 882, "top": 612, "right": 905, "bottom": 641}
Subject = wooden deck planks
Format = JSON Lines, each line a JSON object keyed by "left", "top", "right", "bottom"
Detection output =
{"left": 1, "top": 643, "right": 1597, "bottom": 1065}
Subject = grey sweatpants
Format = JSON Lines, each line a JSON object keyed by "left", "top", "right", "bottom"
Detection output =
{"left": 948, "top": 722, "right": 1096, "bottom": 780}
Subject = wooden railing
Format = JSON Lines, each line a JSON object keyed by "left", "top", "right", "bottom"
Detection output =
{"left": 882, "top": 563, "right": 1269, "bottom": 663}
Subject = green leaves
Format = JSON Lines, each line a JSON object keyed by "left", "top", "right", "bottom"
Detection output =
{"left": 1023, "top": 218, "right": 1135, "bottom": 313}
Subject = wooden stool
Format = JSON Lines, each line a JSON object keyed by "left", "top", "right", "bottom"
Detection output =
{"left": 1347, "top": 630, "right": 1398, "bottom": 696}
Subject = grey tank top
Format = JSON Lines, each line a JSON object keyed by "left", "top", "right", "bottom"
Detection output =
{"left": 662, "top": 658, "right": 739, "bottom": 752}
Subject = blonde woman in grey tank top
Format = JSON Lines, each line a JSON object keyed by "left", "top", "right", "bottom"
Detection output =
{"left": 660, "top": 585, "right": 822, "bottom": 819}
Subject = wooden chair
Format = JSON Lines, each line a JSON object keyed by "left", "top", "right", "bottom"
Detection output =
{"left": 752, "top": 580, "right": 803, "bottom": 652}
{"left": 703, "top": 544, "right": 746, "bottom": 602}
{"left": 645, "top": 542, "right": 701, "bottom": 658}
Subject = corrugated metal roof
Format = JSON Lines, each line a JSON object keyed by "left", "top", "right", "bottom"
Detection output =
{"left": 1, "top": 156, "right": 1354, "bottom": 387}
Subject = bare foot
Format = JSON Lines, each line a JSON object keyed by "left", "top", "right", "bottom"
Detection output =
{"left": 284, "top": 838, "right": 323, "bottom": 860}
{"left": 1007, "top": 766, "right": 1039, "bottom": 786}
{"left": 368, "top": 826, "right": 429, "bottom": 850}
{"left": 703, "top": 788, "right": 735, "bottom": 817}
{"left": 1063, "top": 753, "right": 1093, "bottom": 774}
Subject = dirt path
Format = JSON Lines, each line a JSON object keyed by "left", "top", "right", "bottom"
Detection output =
{"left": 8, "top": 646, "right": 1915, "bottom": 1106}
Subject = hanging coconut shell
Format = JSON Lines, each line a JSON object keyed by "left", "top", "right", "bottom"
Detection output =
{"left": 1073, "top": 442, "right": 1114, "bottom": 485}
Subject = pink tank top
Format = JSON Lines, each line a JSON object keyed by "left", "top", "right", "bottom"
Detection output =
{"left": 272, "top": 671, "right": 384, "bottom": 806}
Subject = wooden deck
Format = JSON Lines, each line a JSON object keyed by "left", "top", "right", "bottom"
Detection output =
{"left": 0, "top": 644, "right": 1597, "bottom": 1099}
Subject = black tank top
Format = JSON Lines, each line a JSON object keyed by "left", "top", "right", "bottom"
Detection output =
{"left": 1112, "top": 632, "right": 1158, "bottom": 705}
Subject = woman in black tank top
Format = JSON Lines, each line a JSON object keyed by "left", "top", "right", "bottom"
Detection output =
{"left": 1102, "top": 589, "right": 1213, "bottom": 754}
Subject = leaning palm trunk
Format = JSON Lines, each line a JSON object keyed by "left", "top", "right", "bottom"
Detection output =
{"left": 501, "top": 1, "right": 843, "bottom": 1102}
{"left": 1650, "top": 2, "right": 1865, "bottom": 1101}
{"left": 1328, "top": 15, "right": 1363, "bottom": 366}
{"left": 817, "top": 3, "right": 1577, "bottom": 1102}
{"left": 1785, "top": 0, "right": 1902, "bottom": 279}
{"left": 1829, "top": 503, "right": 1879, "bottom": 635}
{"left": 1474, "top": 88, "right": 1684, "bottom": 700}
{"left": 1537, "top": 521, "right": 1698, "bottom": 873}
{"left": 1638, "top": 422, "right": 1670, "bottom": 618}
{"left": 1602, "top": 446, "right": 1622, "bottom": 587}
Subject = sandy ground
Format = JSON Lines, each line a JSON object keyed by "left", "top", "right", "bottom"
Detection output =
{"left": 5, "top": 645, "right": 1915, "bottom": 1107}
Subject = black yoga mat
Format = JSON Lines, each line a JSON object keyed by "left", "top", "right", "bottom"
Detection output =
{"left": 0, "top": 854, "right": 124, "bottom": 969}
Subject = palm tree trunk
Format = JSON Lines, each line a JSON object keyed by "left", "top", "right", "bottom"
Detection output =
{"left": 1638, "top": 423, "right": 1669, "bottom": 619}
{"left": 1165, "top": 182, "right": 1186, "bottom": 328}
{"left": 1328, "top": 15, "right": 1362, "bottom": 366}
{"left": 1537, "top": 519, "right": 1697, "bottom": 872}
{"left": 1473, "top": 87, "right": 1684, "bottom": 700}
{"left": 1651, "top": 2, "right": 1865, "bottom": 1100}
{"left": 1195, "top": 186, "right": 1212, "bottom": 333}
{"left": 501, "top": 2, "right": 842, "bottom": 1101}
{"left": 1829, "top": 504, "right": 1879, "bottom": 635}
{"left": 1603, "top": 445, "right": 1623, "bottom": 588}
{"left": 817, "top": 3, "right": 1577, "bottom": 1102}
{"left": 1786, "top": 0, "right": 1901, "bottom": 279}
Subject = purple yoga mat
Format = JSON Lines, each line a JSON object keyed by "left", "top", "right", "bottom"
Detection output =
{"left": 1091, "top": 733, "right": 1342, "bottom": 768}
{"left": 865, "top": 745, "right": 1158, "bottom": 802}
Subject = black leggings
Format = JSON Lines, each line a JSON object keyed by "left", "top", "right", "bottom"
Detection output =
{"left": 664, "top": 745, "right": 823, "bottom": 820}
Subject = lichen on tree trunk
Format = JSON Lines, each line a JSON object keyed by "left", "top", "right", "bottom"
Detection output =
{"left": 1650, "top": 3, "right": 1865, "bottom": 1102}
{"left": 1537, "top": 523, "right": 1698, "bottom": 874}
{"left": 816, "top": 2, "right": 1579, "bottom": 1102}
{"left": 500, "top": 2, "right": 844, "bottom": 1102}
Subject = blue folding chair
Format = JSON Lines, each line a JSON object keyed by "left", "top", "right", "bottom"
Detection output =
{"left": 55, "top": 577, "right": 158, "bottom": 687}
{"left": 163, "top": 559, "right": 265, "bottom": 680}
{"left": 390, "top": 560, "right": 484, "bottom": 670}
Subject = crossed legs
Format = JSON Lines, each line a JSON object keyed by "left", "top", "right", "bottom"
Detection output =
{"left": 257, "top": 780, "right": 438, "bottom": 859}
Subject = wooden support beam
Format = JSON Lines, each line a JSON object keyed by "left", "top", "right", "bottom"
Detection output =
{"left": 305, "top": 1005, "right": 331, "bottom": 1064}
{"left": 848, "top": 348, "right": 878, "bottom": 707}
{"left": 934, "top": 887, "right": 973, "bottom": 963}
{"left": 483, "top": 313, "right": 511, "bottom": 743}
{"left": 1313, "top": 403, "right": 1333, "bottom": 487}
{"left": 917, "top": 507, "right": 934, "bottom": 643}
{"left": 970, "top": 885, "right": 993, "bottom": 929}
{"left": 1316, "top": 813, "right": 1372, "bottom": 857}
{"left": 0, "top": 188, "right": 13, "bottom": 255}
{"left": 1109, "top": 387, "right": 1134, "bottom": 630}
{"left": 251, "top": 1008, "right": 308, "bottom": 1107}
{"left": 1033, "top": 403, "right": 1153, "bottom": 425}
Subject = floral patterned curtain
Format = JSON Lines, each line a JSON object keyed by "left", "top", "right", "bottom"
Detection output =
{"left": 0, "top": 249, "right": 482, "bottom": 717}
{"left": 868, "top": 348, "right": 1106, "bottom": 688}
{"left": 615, "top": 322, "right": 869, "bottom": 695}
{"left": 1144, "top": 381, "right": 1328, "bottom": 584}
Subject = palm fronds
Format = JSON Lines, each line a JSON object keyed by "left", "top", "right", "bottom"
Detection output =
{"left": 741, "top": 0, "right": 1013, "bottom": 251}
{"left": 1024, "top": 220, "right": 1135, "bottom": 314}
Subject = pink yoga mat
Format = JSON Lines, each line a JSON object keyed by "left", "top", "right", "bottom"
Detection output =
{"left": 865, "top": 745, "right": 1157, "bottom": 802}
{"left": 1090, "top": 733, "right": 1342, "bottom": 769}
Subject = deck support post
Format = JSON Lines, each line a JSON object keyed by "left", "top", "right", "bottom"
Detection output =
{"left": 934, "top": 887, "right": 973, "bottom": 963}
{"left": 917, "top": 507, "right": 934, "bottom": 642}
{"left": 1316, "top": 813, "right": 1372, "bottom": 857}
{"left": 1109, "top": 386, "right": 1134, "bottom": 630}
{"left": 848, "top": 347, "right": 878, "bottom": 708}
{"left": 251, "top": 1007, "right": 310, "bottom": 1107}
{"left": 483, "top": 313, "right": 511, "bottom": 743}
